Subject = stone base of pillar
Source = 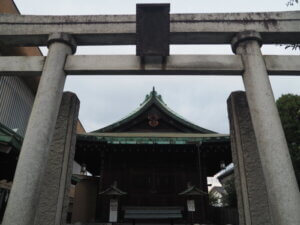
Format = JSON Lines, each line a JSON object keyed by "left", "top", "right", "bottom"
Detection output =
{"left": 227, "top": 91, "right": 272, "bottom": 225}
{"left": 35, "top": 92, "right": 80, "bottom": 225}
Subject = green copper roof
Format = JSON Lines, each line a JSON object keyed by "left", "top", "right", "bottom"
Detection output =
{"left": 93, "top": 87, "right": 215, "bottom": 134}
{"left": 0, "top": 123, "right": 23, "bottom": 151}
{"left": 77, "top": 132, "right": 229, "bottom": 145}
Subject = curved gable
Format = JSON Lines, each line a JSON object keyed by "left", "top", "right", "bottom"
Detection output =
{"left": 92, "top": 88, "right": 215, "bottom": 134}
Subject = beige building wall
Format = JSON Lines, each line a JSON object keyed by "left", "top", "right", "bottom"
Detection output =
{"left": 72, "top": 179, "right": 98, "bottom": 223}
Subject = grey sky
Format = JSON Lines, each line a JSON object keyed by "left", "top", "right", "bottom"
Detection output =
{"left": 14, "top": 0, "right": 300, "bottom": 133}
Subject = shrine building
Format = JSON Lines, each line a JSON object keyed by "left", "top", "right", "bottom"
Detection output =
{"left": 72, "top": 88, "right": 232, "bottom": 224}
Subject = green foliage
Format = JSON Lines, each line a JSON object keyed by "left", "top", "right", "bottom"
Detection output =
{"left": 208, "top": 191, "right": 220, "bottom": 206}
{"left": 285, "top": 1, "right": 299, "bottom": 49}
{"left": 222, "top": 178, "right": 237, "bottom": 207}
{"left": 276, "top": 94, "right": 300, "bottom": 187}
{"left": 287, "top": 0, "right": 299, "bottom": 6}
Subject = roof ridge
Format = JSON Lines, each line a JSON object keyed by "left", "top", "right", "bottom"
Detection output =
{"left": 140, "top": 86, "right": 164, "bottom": 106}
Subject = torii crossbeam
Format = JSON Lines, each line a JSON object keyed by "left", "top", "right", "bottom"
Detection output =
{"left": 0, "top": 6, "right": 300, "bottom": 225}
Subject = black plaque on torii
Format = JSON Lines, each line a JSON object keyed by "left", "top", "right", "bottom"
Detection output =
{"left": 136, "top": 4, "right": 170, "bottom": 57}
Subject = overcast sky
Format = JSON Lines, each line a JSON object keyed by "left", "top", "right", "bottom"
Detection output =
{"left": 14, "top": 0, "right": 300, "bottom": 133}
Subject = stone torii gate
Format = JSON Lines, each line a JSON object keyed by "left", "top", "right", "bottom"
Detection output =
{"left": 0, "top": 4, "right": 300, "bottom": 225}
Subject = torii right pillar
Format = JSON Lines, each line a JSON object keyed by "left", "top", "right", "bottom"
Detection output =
{"left": 231, "top": 31, "right": 300, "bottom": 225}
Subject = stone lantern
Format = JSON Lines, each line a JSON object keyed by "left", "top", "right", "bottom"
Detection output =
{"left": 99, "top": 181, "right": 127, "bottom": 223}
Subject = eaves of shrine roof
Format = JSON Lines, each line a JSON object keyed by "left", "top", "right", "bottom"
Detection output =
{"left": 92, "top": 87, "right": 215, "bottom": 134}
{"left": 77, "top": 132, "right": 229, "bottom": 145}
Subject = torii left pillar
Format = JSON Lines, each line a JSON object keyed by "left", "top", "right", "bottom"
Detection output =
{"left": 2, "top": 33, "right": 76, "bottom": 225}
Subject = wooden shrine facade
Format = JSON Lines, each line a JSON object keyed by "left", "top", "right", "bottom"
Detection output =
{"left": 73, "top": 89, "right": 231, "bottom": 223}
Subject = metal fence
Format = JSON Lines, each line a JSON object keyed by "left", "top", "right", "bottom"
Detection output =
{"left": 0, "top": 76, "right": 34, "bottom": 136}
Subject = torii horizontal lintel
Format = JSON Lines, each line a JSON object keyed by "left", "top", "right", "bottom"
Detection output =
{"left": 0, "top": 11, "right": 299, "bottom": 46}
{"left": 0, "top": 55, "right": 299, "bottom": 76}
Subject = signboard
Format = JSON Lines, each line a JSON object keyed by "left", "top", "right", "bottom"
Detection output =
{"left": 187, "top": 199, "right": 195, "bottom": 212}
{"left": 109, "top": 199, "right": 118, "bottom": 222}
{"left": 136, "top": 4, "right": 170, "bottom": 56}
